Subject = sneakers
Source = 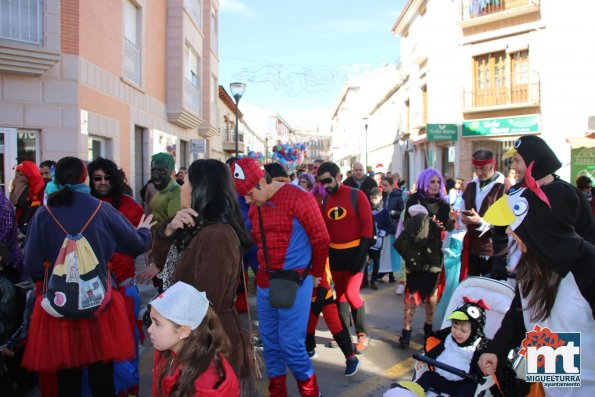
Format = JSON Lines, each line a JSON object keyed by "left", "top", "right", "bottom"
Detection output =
{"left": 354, "top": 333, "right": 370, "bottom": 354}
{"left": 395, "top": 283, "right": 405, "bottom": 295}
{"left": 344, "top": 356, "right": 360, "bottom": 376}
{"left": 307, "top": 349, "right": 317, "bottom": 358}
{"left": 326, "top": 339, "right": 338, "bottom": 348}
{"left": 370, "top": 281, "right": 378, "bottom": 290}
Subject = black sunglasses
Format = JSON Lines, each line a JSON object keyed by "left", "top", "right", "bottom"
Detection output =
{"left": 92, "top": 175, "right": 111, "bottom": 182}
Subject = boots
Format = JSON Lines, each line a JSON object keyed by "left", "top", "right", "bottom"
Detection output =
{"left": 269, "top": 374, "right": 287, "bottom": 397}
{"left": 333, "top": 328, "right": 355, "bottom": 358}
{"left": 305, "top": 334, "right": 317, "bottom": 358}
{"left": 424, "top": 323, "right": 433, "bottom": 338}
{"left": 399, "top": 329, "right": 411, "bottom": 348}
{"left": 352, "top": 303, "right": 369, "bottom": 336}
{"left": 336, "top": 301, "right": 352, "bottom": 330}
{"left": 296, "top": 374, "right": 320, "bottom": 397}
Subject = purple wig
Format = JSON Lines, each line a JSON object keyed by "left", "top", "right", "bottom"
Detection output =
{"left": 298, "top": 173, "right": 315, "bottom": 190}
{"left": 415, "top": 168, "right": 448, "bottom": 201}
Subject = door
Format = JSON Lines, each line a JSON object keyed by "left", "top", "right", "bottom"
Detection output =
{"left": 0, "top": 128, "right": 18, "bottom": 197}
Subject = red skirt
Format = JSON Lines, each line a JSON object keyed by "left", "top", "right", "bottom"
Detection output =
{"left": 22, "top": 289, "right": 135, "bottom": 372}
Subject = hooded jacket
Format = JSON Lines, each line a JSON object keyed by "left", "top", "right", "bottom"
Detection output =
{"left": 394, "top": 213, "right": 443, "bottom": 273}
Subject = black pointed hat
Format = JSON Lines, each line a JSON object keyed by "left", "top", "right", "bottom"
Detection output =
{"left": 503, "top": 135, "right": 562, "bottom": 180}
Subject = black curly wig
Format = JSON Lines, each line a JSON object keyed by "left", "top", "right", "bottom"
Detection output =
{"left": 87, "top": 157, "right": 128, "bottom": 210}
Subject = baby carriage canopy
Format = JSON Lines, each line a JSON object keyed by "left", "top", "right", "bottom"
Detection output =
{"left": 439, "top": 277, "right": 515, "bottom": 339}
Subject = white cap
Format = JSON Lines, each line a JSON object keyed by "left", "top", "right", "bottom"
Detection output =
{"left": 408, "top": 204, "right": 429, "bottom": 217}
{"left": 150, "top": 281, "right": 209, "bottom": 330}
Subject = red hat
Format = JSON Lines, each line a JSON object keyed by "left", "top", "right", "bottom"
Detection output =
{"left": 231, "top": 158, "right": 264, "bottom": 196}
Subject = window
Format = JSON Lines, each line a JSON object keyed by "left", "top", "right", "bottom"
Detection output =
{"left": 210, "top": 7, "right": 218, "bottom": 52}
{"left": 17, "top": 129, "right": 40, "bottom": 163}
{"left": 0, "top": 0, "right": 42, "bottom": 44}
{"left": 185, "top": 0, "right": 201, "bottom": 29}
{"left": 472, "top": 50, "right": 531, "bottom": 107}
{"left": 473, "top": 51, "right": 507, "bottom": 106}
{"left": 405, "top": 100, "right": 410, "bottom": 131}
{"left": 511, "top": 50, "right": 529, "bottom": 103}
{"left": 179, "top": 140, "right": 188, "bottom": 167}
{"left": 184, "top": 44, "right": 201, "bottom": 114}
{"left": 422, "top": 86, "right": 428, "bottom": 125}
{"left": 123, "top": 0, "right": 141, "bottom": 85}
{"left": 88, "top": 137, "right": 105, "bottom": 161}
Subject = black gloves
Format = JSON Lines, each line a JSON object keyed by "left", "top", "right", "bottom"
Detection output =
{"left": 351, "top": 237, "right": 373, "bottom": 274}
{"left": 311, "top": 286, "right": 328, "bottom": 316}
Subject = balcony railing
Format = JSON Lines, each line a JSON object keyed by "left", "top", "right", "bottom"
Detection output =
{"left": 225, "top": 128, "right": 244, "bottom": 143}
{"left": 123, "top": 37, "right": 141, "bottom": 85}
{"left": 183, "top": 78, "right": 201, "bottom": 116}
{"left": 0, "top": 0, "right": 42, "bottom": 44}
{"left": 463, "top": 80, "right": 540, "bottom": 111}
{"left": 461, "top": 0, "right": 539, "bottom": 22}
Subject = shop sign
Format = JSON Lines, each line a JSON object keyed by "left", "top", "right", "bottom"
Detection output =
{"left": 462, "top": 115, "right": 540, "bottom": 137}
{"left": 427, "top": 124, "right": 458, "bottom": 141}
{"left": 571, "top": 147, "right": 595, "bottom": 183}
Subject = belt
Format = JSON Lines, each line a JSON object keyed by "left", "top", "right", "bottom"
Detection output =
{"left": 329, "top": 239, "right": 360, "bottom": 249}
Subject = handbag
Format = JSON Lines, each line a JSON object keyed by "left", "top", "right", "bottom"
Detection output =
{"left": 258, "top": 207, "right": 309, "bottom": 309}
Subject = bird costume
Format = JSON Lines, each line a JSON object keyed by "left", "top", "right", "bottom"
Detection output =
{"left": 484, "top": 162, "right": 595, "bottom": 396}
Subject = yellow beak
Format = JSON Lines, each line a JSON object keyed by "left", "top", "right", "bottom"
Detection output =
{"left": 484, "top": 195, "right": 515, "bottom": 226}
{"left": 502, "top": 147, "right": 517, "bottom": 160}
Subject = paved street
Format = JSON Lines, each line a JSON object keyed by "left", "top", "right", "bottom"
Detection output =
{"left": 136, "top": 268, "right": 432, "bottom": 397}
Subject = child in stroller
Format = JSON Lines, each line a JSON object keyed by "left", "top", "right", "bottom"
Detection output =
{"left": 385, "top": 277, "right": 531, "bottom": 397}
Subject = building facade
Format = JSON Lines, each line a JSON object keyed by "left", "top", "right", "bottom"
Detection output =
{"left": 0, "top": 0, "right": 220, "bottom": 197}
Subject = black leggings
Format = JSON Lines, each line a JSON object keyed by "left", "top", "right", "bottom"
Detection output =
{"left": 57, "top": 362, "right": 114, "bottom": 397}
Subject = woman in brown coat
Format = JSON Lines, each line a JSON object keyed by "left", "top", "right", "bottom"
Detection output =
{"left": 152, "top": 159, "right": 255, "bottom": 396}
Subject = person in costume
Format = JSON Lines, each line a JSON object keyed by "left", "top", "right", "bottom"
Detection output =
{"left": 232, "top": 157, "right": 329, "bottom": 397}
{"left": 306, "top": 259, "right": 360, "bottom": 376}
{"left": 87, "top": 157, "right": 145, "bottom": 396}
{"left": 506, "top": 135, "right": 595, "bottom": 245}
{"left": 138, "top": 152, "right": 181, "bottom": 286}
{"left": 377, "top": 175, "right": 404, "bottom": 284}
{"left": 10, "top": 161, "right": 45, "bottom": 234}
{"left": 151, "top": 159, "right": 255, "bottom": 395}
{"left": 479, "top": 162, "right": 595, "bottom": 396}
{"left": 149, "top": 282, "right": 239, "bottom": 397}
{"left": 415, "top": 298, "right": 491, "bottom": 396}
{"left": 396, "top": 168, "right": 456, "bottom": 348}
{"left": 317, "top": 161, "right": 374, "bottom": 354}
{"left": 460, "top": 149, "right": 507, "bottom": 279}
{"left": 21, "top": 156, "right": 154, "bottom": 396}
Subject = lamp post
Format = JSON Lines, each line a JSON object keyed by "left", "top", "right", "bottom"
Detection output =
{"left": 363, "top": 117, "right": 368, "bottom": 172}
{"left": 230, "top": 82, "right": 246, "bottom": 158}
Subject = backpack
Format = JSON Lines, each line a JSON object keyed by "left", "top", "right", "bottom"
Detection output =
{"left": 321, "top": 188, "right": 377, "bottom": 243}
{"left": 41, "top": 201, "right": 113, "bottom": 319}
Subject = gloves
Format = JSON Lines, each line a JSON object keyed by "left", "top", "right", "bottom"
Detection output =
{"left": 351, "top": 237, "right": 374, "bottom": 274}
{"left": 311, "top": 286, "right": 328, "bottom": 316}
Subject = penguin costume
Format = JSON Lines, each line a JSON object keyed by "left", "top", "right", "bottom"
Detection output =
{"left": 411, "top": 298, "right": 490, "bottom": 396}
{"left": 484, "top": 162, "right": 595, "bottom": 396}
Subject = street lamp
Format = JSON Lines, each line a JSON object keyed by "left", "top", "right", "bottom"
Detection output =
{"left": 230, "top": 82, "right": 246, "bottom": 158}
{"left": 363, "top": 117, "right": 368, "bottom": 172}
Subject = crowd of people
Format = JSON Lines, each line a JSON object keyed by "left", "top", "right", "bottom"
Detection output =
{"left": 0, "top": 134, "right": 594, "bottom": 396}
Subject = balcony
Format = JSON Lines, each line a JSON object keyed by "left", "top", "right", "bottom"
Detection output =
{"left": 0, "top": 0, "right": 60, "bottom": 76}
{"left": 463, "top": 80, "right": 540, "bottom": 113}
{"left": 459, "top": 0, "right": 540, "bottom": 27}
{"left": 123, "top": 38, "right": 141, "bottom": 86}
{"left": 222, "top": 128, "right": 245, "bottom": 154}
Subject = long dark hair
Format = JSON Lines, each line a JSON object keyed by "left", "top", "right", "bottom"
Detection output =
{"left": 516, "top": 249, "right": 562, "bottom": 322}
{"left": 47, "top": 157, "right": 87, "bottom": 207}
{"left": 156, "top": 308, "right": 231, "bottom": 396}
{"left": 87, "top": 157, "right": 127, "bottom": 210}
{"left": 183, "top": 159, "right": 252, "bottom": 250}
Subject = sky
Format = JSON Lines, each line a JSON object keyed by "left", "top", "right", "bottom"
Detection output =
{"left": 218, "top": 0, "right": 409, "bottom": 132}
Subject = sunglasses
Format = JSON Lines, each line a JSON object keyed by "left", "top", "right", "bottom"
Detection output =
{"left": 93, "top": 175, "right": 111, "bottom": 182}
{"left": 319, "top": 177, "right": 333, "bottom": 184}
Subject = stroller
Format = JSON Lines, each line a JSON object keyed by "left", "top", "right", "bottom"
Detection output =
{"left": 385, "top": 276, "right": 517, "bottom": 397}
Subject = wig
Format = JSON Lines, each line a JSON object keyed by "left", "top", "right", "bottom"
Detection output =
{"left": 415, "top": 168, "right": 447, "bottom": 201}
{"left": 87, "top": 157, "right": 128, "bottom": 210}
{"left": 298, "top": 173, "right": 315, "bottom": 190}
{"left": 151, "top": 152, "right": 175, "bottom": 171}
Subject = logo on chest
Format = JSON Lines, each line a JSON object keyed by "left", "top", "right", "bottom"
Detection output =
{"left": 327, "top": 206, "right": 348, "bottom": 221}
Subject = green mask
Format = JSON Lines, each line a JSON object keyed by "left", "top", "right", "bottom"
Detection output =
{"left": 151, "top": 160, "right": 173, "bottom": 190}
